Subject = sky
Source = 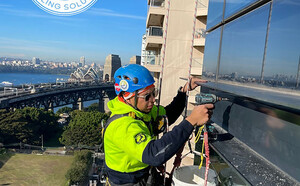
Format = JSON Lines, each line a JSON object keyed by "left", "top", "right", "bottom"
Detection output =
{"left": 0, "top": 0, "right": 147, "bottom": 65}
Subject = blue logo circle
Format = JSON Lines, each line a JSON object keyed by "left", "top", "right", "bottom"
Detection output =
{"left": 32, "top": 0, "right": 98, "bottom": 16}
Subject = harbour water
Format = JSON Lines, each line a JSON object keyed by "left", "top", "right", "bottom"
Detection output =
{"left": 0, "top": 73, "right": 69, "bottom": 86}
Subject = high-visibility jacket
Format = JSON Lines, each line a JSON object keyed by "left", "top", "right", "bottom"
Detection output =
{"left": 104, "top": 91, "right": 194, "bottom": 185}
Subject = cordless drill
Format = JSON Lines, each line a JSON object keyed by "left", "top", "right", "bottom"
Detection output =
{"left": 195, "top": 93, "right": 229, "bottom": 105}
{"left": 194, "top": 93, "right": 228, "bottom": 141}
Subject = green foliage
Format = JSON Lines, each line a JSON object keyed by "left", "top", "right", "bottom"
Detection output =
{"left": 84, "top": 103, "right": 100, "bottom": 112}
{"left": 56, "top": 107, "right": 73, "bottom": 115}
{"left": 59, "top": 110, "right": 109, "bottom": 146}
{"left": 65, "top": 150, "right": 92, "bottom": 185}
{"left": 0, "top": 108, "right": 59, "bottom": 145}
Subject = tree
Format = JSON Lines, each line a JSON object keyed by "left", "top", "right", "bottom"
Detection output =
{"left": 84, "top": 103, "right": 100, "bottom": 112}
{"left": 65, "top": 150, "right": 92, "bottom": 185}
{"left": 56, "top": 106, "right": 73, "bottom": 115}
{"left": 0, "top": 108, "right": 59, "bottom": 145}
{"left": 59, "top": 110, "right": 109, "bottom": 147}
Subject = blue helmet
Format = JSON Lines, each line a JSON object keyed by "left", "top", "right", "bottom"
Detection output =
{"left": 114, "top": 64, "right": 155, "bottom": 95}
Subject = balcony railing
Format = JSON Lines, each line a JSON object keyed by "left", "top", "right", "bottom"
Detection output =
{"left": 144, "top": 55, "right": 161, "bottom": 65}
{"left": 147, "top": 26, "right": 163, "bottom": 37}
{"left": 195, "top": 28, "right": 206, "bottom": 39}
{"left": 149, "top": 0, "right": 165, "bottom": 7}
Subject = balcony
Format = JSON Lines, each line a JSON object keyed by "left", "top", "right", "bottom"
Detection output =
{"left": 145, "top": 26, "right": 163, "bottom": 50}
{"left": 143, "top": 55, "right": 161, "bottom": 72}
{"left": 148, "top": 0, "right": 165, "bottom": 6}
{"left": 146, "top": 0, "right": 167, "bottom": 27}
{"left": 196, "top": 0, "right": 208, "bottom": 17}
{"left": 193, "top": 28, "right": 206, "bottom": 47}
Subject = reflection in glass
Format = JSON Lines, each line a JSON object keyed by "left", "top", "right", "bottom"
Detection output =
{"left": 218, "top": 3, "right": 270, "bottom": 85}
{"left": 224, "top": 0, "right": 258, "bottom": 19}
{"left": 206, "top": 0, "right": 224, "bottom": 30}
{"left": 263, "top": 0, "right": 300, "bottom": 90}
{"left": 202, "top": 27, "right": 221, "bottom": 81}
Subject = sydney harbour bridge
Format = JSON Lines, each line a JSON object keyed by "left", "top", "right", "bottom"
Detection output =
{"left": 0, "top": 81, "right": 116, "bottom": 112}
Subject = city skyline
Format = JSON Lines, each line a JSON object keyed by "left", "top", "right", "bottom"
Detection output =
{"left": 0, "top": 0, "right": 147, "bottom": 65}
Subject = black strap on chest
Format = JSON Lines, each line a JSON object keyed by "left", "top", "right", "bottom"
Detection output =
{"left": 102, "top": 113, "right": 154, "bottom": 139}
{"left": 102, "top": 114, "right": 128, "bottom": 138}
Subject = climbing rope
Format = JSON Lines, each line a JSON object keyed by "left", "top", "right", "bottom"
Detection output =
{"left": 195, "top": 125, "right": 210, "bottom": 186}
{"left": 154, "top": 0, "right": 171, "bottom": 184}
{"left": 156, "top": 0, "right": 171, "bottom": 117}
{"left": 204, "top": 126, "right": 210, "bottom": 186}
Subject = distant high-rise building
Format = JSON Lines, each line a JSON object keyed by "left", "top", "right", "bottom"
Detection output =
{"left": 32, "top": 57, "right": 40, "bottom": 65}
{"left": 141, "top": 34, "right": 155, "bottom": 66}
{"left": 129, "top": 55, "right": 141, "bottom": 65}
{"left": 143, "top": 0, "right": 209, "bottom": 107}
{"left": 80, "top": 56, "right": 85, "bottom": 67}
{"left": 103, "top": 54, "right": 121, "bottom": 82}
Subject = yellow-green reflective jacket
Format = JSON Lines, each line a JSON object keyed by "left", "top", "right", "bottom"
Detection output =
{"left": 104, "top": 97, "right": 166, "bottom": 173}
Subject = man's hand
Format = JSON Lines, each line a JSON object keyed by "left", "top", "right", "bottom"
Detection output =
{"left": 182, "top": 77, "right": 207, "bottom": 92}
{"left": 186, "top": 104, "right": 214, "bottom": 126}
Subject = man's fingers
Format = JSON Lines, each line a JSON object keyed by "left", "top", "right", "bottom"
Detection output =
{"left": 195, "top": 79, "right": 208, "bottom": 83}
{"left": 204, "top": 104, "right": 214, "bottom": 110}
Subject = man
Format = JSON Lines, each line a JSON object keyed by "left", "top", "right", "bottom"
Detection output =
{"left": 104, "top": 64, "right": 214, "bottom": 185}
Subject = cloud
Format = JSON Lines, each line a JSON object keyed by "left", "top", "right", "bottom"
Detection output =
{"left": 88, "top": 8, "right": 146, "bottom": 20}
{"left": 0, "top": 37, "right": 66, "bottom": 53}
{"left": 0, "top": 53, "right": 26, "bottom": 58}
{"left": 0, "top": 4, "right": 12, "bottom": 7}
{"left": 0, "top": 7, "right": 84, "bottom": 22}
{"left": 37, "top": 40, "right": 67, "bottom": 44}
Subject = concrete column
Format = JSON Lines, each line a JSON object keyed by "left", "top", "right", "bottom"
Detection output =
{"left": 78, "top": 98, "right": 83, "bottom": 111}
{"left": 104, "top": 98, "right": 110, "bottom": 113}
{"left": 48, "top": 102, "right": 54, "bottom": 112}
{"left": 72, "top": 98, "right": 83, "bottom": 110}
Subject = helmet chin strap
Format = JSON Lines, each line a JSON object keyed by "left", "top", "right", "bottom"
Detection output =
{"left": 122, "top": 90, "right": 145, "bottom": 113}
{"left": 123, "top": 90, "right": 146, "bottom": 113}
{"left": 134, "top": 90, "right": 138, "bottom": 109}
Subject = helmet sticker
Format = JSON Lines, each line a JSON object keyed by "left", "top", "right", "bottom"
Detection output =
{"left": 135, "top": 133, "right": 147, "bottom": 144}
{"left": 115, "top": 83, "right": 121, "bottom": 92}
{"left": 120, "top": 80, "right": 129, "bottom": 91}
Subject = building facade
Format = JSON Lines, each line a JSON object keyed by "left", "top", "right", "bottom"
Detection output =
{"left": 80, "top": 56, "right": 85, "bottom": 67}
{"left": 129, "top": 55, "right": 141, "bottom": 65}
{"left": 143, "top": 0, "right": 208, "bottom": 107}
{"left": 103, "top": 54, "right": 122, "bottom": 82}
{"left": 32, "top": 57, "right": 40, "bottom": 65}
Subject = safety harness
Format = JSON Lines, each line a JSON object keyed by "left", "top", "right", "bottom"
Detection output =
{"left": 101, "top": 112, "right": 168, "bottom": 186}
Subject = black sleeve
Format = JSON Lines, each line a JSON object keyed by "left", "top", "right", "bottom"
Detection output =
{"left": 142, "top": 119, "right": 194, "bottom": 167}
{"left": 164, "top": 90, "right": 186, "bottom": 125}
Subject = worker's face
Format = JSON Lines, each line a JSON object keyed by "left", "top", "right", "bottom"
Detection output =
{"left": 129, "top": 87, "right": 157, "bottom": 113}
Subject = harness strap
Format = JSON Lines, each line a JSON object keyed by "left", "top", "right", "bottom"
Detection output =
{"left": 102, "top": 114, "right": 128, "bottom": 139}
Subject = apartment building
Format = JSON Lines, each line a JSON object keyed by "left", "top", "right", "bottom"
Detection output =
{"left": 142, "top": 0, "right": 208, "bottom": 108}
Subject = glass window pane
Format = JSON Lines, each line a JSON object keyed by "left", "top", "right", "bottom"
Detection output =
{"left": 224, "top": 0, "right": 258, "bottom": 19}
{"left": 202, "top": 27, "right": 221, "bottom": 81}
{"left": 206, "top": 0, "right": 224, "bottom": 30}
{"left": 218, "top": 3, "right": 270, "bottom": 84}
{"left": 263, "top": 0, "right": 300, "bottom": 90}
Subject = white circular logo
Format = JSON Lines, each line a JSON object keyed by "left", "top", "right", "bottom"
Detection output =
{"left": 120, "top": 80, "right": 129, "bottom": 91}
{"left": 32, "top": 0, "right": 98, "bottom": 16}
